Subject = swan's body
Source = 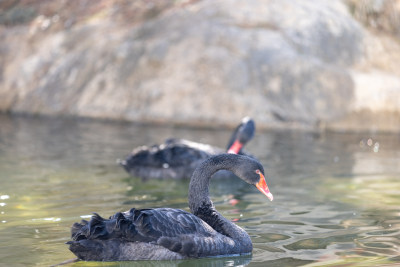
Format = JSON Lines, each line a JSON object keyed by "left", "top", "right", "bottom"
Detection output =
{"left": 68, "top": 207, "right": 247, "bottom": 260}
{"left": 68, "top": 154, "right": 273, "bottom": 261}
{"left": 120, "top": 117, "right": 255, "bottom": 179}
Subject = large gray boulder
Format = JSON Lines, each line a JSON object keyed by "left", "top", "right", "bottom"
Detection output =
{"left": 0, "top": 0, "right": 399, "bottom": 131}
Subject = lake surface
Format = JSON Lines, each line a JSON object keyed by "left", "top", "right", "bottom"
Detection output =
{"left": 0, "top": 114, "right": 399, "bottom": 267}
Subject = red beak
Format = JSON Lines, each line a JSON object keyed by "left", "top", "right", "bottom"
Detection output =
{"left": 256, "top": 172, "right": 273, "bottom": 201}
{"left": 227, "top": 140, "right": 243, "bottom": 154}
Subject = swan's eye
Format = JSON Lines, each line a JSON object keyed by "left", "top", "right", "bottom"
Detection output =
{"left": 255, "top": 169, "right": 260, "bottom": 174}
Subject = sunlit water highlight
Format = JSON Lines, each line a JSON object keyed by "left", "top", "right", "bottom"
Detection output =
{"left": 0, "top": 114, "right": 399, "bottom": 266}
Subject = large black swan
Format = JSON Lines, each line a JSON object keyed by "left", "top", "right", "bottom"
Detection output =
{"left": 68, "top": 153, "right": 273, "bottom": 261}
{"left": 119, "top": 117, "right": 255, "bottom": 179}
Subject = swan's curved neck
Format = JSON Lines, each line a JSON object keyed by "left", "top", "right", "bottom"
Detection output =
{"left": 188, "top": 155, "right": 251, "bottom": 249}
{"left": 188, "top": 155, "right": 232, "bottom": 212}
{"left": 226, "top": 125, "right": 240, "bottom": 151}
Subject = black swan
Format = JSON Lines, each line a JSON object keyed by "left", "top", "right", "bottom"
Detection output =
{"left": 119, "top": 117, "right": 255, "bottom": 179}
{"left": 67, "top": 153, "right": 273, "bottom": 261}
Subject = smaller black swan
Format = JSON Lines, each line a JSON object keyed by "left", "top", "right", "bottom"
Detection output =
{"left": 120, "top": 117, "right": 255, "bottom": 179}
{"left": 68, "top": 154, "right": 273, "bottom": 261}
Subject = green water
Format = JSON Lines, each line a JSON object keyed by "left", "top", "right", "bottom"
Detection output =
{"left": 0, "top": 114, "right": 399, "bottom": 267}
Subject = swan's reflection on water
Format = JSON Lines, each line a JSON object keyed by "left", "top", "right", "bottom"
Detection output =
{"left": 71, "top": 254, "right": 252, "bottom": 267}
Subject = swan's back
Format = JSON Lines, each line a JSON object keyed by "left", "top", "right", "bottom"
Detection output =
{"left": 120, "top": 139, "right": 223, "bottom": 179}
{"left": 68, "top": 208, "right": 241, "bottom": 261}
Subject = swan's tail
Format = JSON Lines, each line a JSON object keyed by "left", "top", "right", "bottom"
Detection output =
{"left": 67, "top": 210, "right": 142, "bottom": 260}
{"left": 116, "top": 158, "right": 127, "bottom": 167}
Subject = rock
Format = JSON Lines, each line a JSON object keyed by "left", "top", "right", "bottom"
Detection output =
{"left": 327, "top": 70, "right": 400, "bottom": 132}
{"left": 0, "top": 0, "right": 399, "bottom": 132}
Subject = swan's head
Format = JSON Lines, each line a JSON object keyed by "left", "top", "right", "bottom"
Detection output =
{"left": 227, "top": 117, "right": 255, "bottom": 154}
{"left": 237, "top": 117, "right": 255, "bottom": 145}
{"left": 234, "top": 156, "right": 273, "bottom": 201}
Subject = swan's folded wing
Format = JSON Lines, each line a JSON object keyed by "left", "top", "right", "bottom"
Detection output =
{"left": 121, "top": 141, "right": 216, "bottom": 179}
{"left": 124, "top": 140, "right": 215, "bottom": 168}
{"left": 139, "top": 208, "right": 215, "bottom": 237}
{"left": 71, "top": 208, "right": 215, "bottom": 244}
{"left": 142, "top": 208, "right": 220, "bottom": 257}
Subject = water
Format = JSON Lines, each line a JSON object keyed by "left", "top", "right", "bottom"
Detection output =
{"left": 0, "top": 114, "right": 399, "bottom": 267}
